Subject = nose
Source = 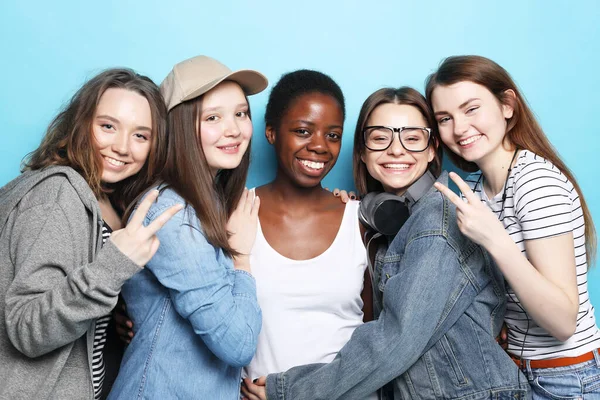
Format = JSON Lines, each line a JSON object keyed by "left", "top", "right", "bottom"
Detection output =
{"left": 306, "top": 131, "right": 327, "bottom": 154}
{"left": 111, "top": 131, "right": 130, "bottom": 155}
{"left": 224, "top": 116, "right": 241, "bottom": 138}
{"left": 453, "top": 115, "right": 469, "bottom": 136}
{"left": 387, "top": 133, "right": 406, "bottom": 157}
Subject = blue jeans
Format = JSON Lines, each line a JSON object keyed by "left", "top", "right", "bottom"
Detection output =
{"left": 522, "top": 350, "right": 600, "bottom": 399}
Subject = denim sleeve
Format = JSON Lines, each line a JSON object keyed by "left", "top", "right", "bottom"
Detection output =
{"left": 266, "top": 235, "right": 478, "bottom": 400}
{"left": 143, "top": 196, "right": 262, "bottom": 368}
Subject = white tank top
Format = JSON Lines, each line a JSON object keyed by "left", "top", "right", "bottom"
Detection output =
{"left": 244, "top": 200, "right": 369, "bottom": 380}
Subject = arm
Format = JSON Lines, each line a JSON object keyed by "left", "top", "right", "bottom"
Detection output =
{"left": 360, "top": 268, "right": 374, "bottom": 322}
{"left": 436, "top": 172, "right": 579, "bottom": 341}
{"left": 5, "top": 195, "right": 140, "bottom": 357}
{"left": 265, "top": 236, "right": 477, "bottom": 400}
{"left": 144, "top": 200, "right": 262, "bottom": 368}
{"left": 483, "top": 175, "right": 578, "bottom": 341}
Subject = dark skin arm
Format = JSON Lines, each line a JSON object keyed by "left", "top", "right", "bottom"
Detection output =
{"left": 358, "top": 222, "right": 374, "bottom": 322}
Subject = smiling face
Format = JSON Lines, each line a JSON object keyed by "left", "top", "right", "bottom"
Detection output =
{"left": 431, "top": 81, "right": 514, "bottom": 166}
{"left": 198, "top": 81, "right": 252, "bottom": 175}
{"left": 361, "top": 103, "right": 435, "bottom": 196}
{"left": 268, "top": 92, "right": 344, "bottom": 187}
{"left": 92, "top": 88, "right": 153, "bottom": 184}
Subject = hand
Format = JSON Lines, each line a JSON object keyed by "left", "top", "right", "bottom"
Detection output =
{"left": 110, "top": 190, "right": 183, "bottom": 267}
{"left": 241, "top": 377, "right": 267, "bottom": 400}
{"left": 327, "top": 187, "right": 358, "bottom": 203}
{"left": 496, "top": 322, "right": 508, "bottom": 350}
{"left": 227, "top": 188, "right": 260, "bottom": 257}
{"left": 113, "top": 298, "right": 134, "bottom": 344}
{"left": 433, "top": 172, "right": 507, "bottom": 249}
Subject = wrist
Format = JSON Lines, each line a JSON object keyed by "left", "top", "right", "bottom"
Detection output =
{"left": 485, "top": 233, "right": 516, "bottom": 260}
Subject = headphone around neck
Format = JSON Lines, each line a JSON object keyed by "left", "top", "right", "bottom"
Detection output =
{"left": 358, "top": 170, "right": 436, "bottom": 236}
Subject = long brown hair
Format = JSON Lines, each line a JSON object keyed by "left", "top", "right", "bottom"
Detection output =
{"left": 425, "top": 55, "right": 596, "bottom": 265}
{"left": 158, "top": 83, "right": 251, "bottom": 257}
{"left": 24, "top": 68, "right": 168, "bottom": 212}
{"left": 353, "top": 87, "right": 443, "bottom": 196}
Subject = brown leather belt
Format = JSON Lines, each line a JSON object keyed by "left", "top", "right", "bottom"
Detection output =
{"left": 511, "top": 349, "right": 597, "bottom": 369}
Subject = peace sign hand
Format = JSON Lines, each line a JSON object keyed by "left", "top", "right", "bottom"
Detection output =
{"left": 109, "top": 190, "right": 184, "bottom": 267}
{"left": 434, "top": 172, "right": 507, "bottom": 249}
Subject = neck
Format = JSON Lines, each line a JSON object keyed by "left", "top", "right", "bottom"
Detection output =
{"left": 479, "top": 145, "right": 518, "bottom": 197}
{"left": 268, "top": 172, "right": 328, "bottom": 208}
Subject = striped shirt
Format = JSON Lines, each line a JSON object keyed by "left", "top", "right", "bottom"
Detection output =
{"left": 466, "top": 150, "right": 600, "bottom": 360}
{"left": 92, "top": 223, "right": 112, "bottom": 399}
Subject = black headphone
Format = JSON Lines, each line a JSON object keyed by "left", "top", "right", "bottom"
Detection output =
{"left": 358, "top": 171, "right": 436, "bottom": 236}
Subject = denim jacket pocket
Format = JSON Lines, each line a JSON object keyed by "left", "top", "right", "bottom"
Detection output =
{"left": 377, "top": 254, "right": 403, "bottom": 293}
{"left": 438, "top": 334, "right": 468, "bottom": 386}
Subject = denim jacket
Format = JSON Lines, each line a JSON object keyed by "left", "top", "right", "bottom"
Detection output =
{"left": 265, "top": 173, "right": 530, "bottom": 400}
{"left": 109, "top": 187, "right": 262, "bottom": 399}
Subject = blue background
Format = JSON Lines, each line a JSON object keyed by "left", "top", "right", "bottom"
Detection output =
{"left": 1, "top": 1, "right": 598, "bottom": 304}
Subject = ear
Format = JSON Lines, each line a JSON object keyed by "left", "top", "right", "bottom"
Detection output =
{"left": 265, "top": 126, "right": 276, "bottom": 145}
{"left": 502, "top": 89, "right": 516, "bottom": 119}
{"left": 427, "top": 144, "right": 436, "bottom": 163}
{"left": 360, "top": 151, "right": 366, "bottom": 164}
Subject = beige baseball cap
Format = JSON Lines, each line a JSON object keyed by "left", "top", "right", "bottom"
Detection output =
{"left": 160, "top": 55, "right": 268, "bottom": 112}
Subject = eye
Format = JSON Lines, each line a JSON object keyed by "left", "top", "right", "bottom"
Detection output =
{"left": 236, "top": 111, "right": 249, "bottom": 118}
{"left": 466, "top": 106, "right": 479, "bottom": 114}
{"left": 206, "top": 115, "right": 220, "bottom": 122}
{"left": 326, "top": 132, "right": 342, "bottom": 141}
{"left": 101, "top": 124, "right": 115, "bottom": 131}
{"left": 437, "top": 116, "right": 451, "bottom": 125}
{"left": 294, "top": 129, "right": 310, "bottom": 136}
{"left": 134, "top": 133, "right": 149, "bottom": 141}
{"left": 404, "top": 136, "right": 420, "bottom": 142}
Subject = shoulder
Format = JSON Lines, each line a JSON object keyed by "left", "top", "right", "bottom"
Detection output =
{"left": 139, "top": 186, "right": 187, "bottom": 221}
{"left": 512, "top": 150, "right": 572, "bottom": 194}
{"left": 15, "top": 169, "right": 93, "bottom": 216}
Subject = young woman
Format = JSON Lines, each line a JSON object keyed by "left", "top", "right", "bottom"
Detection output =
{"left": 428, "top": 55, "right": 600, "bottom": 398}
{"left": 108, "top": 55, "right": 268, "bottom": 399}
{"left": 239, "top": 70, "right": 374, "bottom": 399}
{"left": 243, "top": 87, "right": 530, "bottom": 400}
{"left": 0, "top": 68, "right": 180, "bottom": 399}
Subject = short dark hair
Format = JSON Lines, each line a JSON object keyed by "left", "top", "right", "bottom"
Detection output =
{"left": 264, "top": 69, "right": 345, "bottom": 130}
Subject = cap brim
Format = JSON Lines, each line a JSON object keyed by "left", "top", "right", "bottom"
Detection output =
{"left": 181, "top": 69, "right": 268, "bottom": 103}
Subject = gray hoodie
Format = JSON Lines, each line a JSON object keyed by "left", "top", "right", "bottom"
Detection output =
{"left": 0, "top": 166, "right": 141, "bottom": 399}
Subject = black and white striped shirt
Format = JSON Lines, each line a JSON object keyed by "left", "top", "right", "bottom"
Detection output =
{"left": 92, "top": 223, "right": 112, "bottom": 399}
{"left": 467, "top": 150, "right": 600, "bottom": 360}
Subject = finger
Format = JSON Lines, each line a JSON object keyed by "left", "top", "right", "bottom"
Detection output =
{"left": 324, "top": 187, "right": 330, "bottom": 191}
{"left": 339, "top": 190, "right": 350, "bottom": 203}
{"left": 145, "top": 204, "right": 184, "bottom": 236}
{"left": 148, "top": 236, "right": 160, "bottom": 260}
{"left": 349, "top": 191, "right": 357, "bottom": 200}
{"left": 242, "top": 379, "right": 263, "bottom": 398}
{"left": 241, "top": 381, "right": 261, "bottom": 400}
{"left": 448, "top": 172, "right": 479, "bottom": 203}
{"left": 256, "top": 376, "right": 267, "bottom": 386}
{"left": 240, "top": 387, "right": 260, "bottom": 400}
{"left": 333, "top": 189, "right": 340, "bottom": 197}
{"left": 244, "top": 188, "right": 254, "bottom": 213}
{"left": 239, "top": 188, "right": 249, "bottom": 212}
{"left": 433, "top": 182, "right": 466, "bottom": 210}
{"left": 128, "top": 190, "right": 159, "bottom": 228}
{"left": 251, "top": 196, "right": 261, "bottom": 218}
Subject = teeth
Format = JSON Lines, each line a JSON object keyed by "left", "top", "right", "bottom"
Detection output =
{"left": 299, "top": 159, "right": 324, "bottom": 170}
{"left": 220, "top": 145, "right": 239, "bottom": 150}
{"left": 105, "top": 157, "right": 125, "bottom": 167}
{"left": 459, "top": 135, "right": 482, "bottom": 146}
{"left": 383, "top": 164, "right": 410, "bottom": 170}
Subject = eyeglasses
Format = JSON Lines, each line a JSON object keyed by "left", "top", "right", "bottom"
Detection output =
{"left": 363, "top": 126, "right": 431, "bottom": 152}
